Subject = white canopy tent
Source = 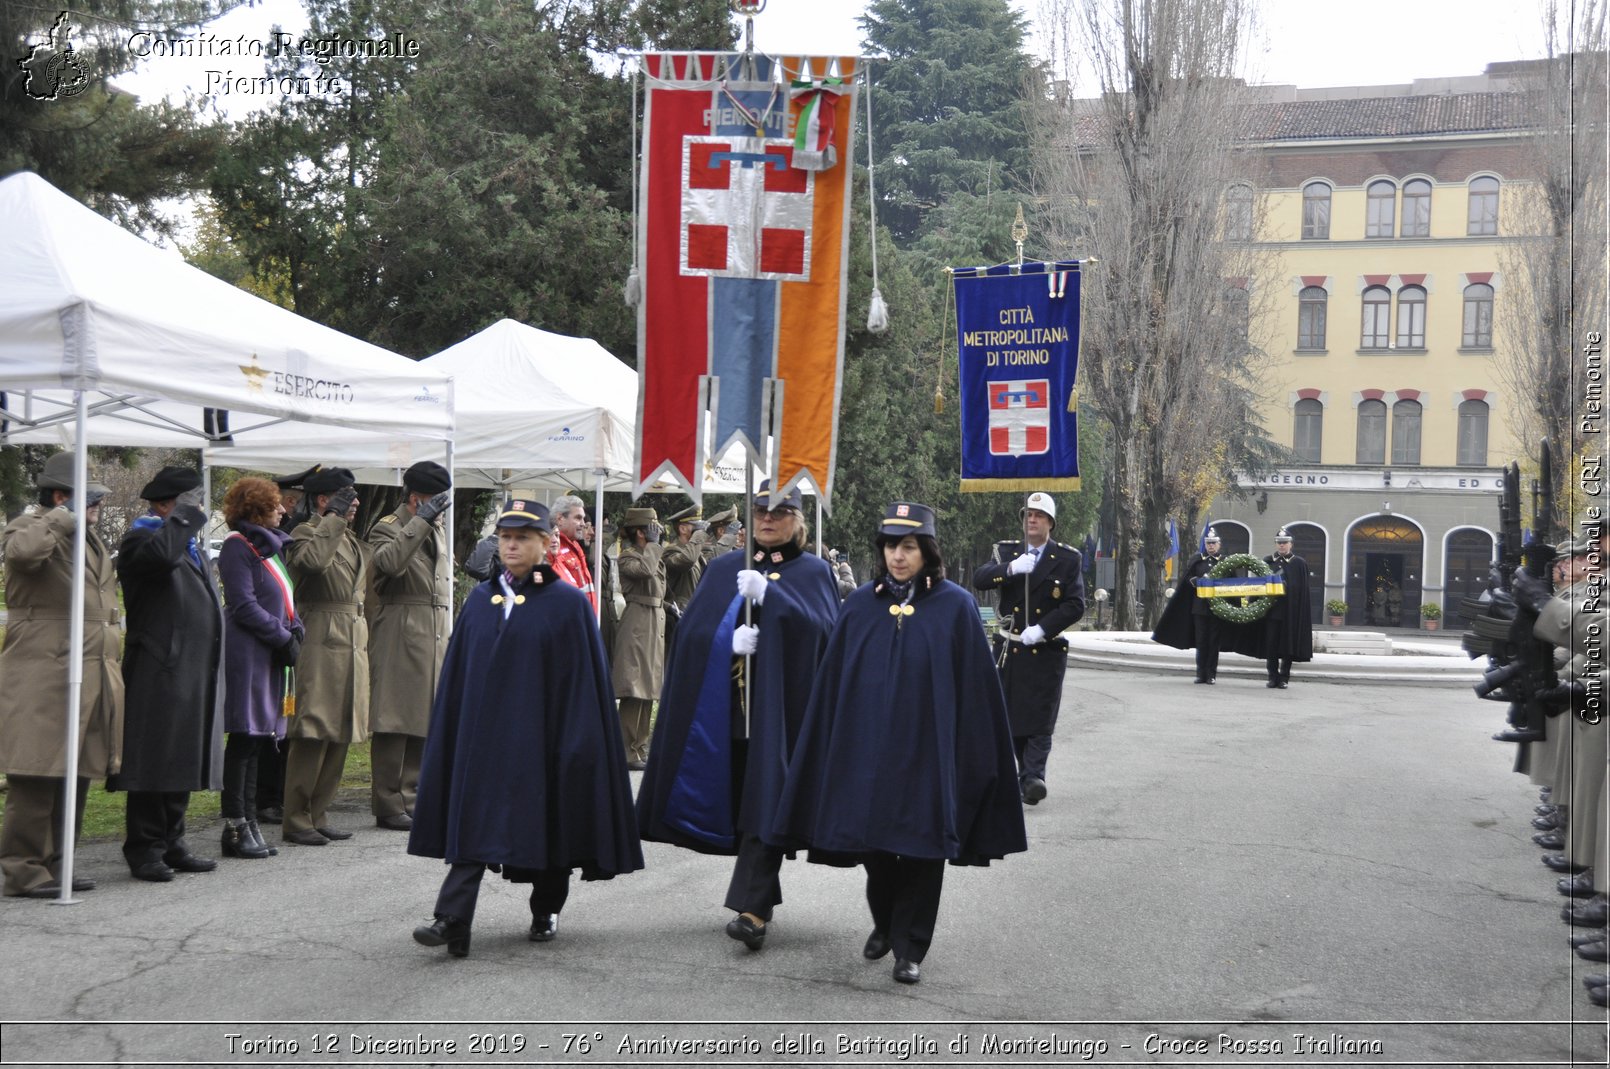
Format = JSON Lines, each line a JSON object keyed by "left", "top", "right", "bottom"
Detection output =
{"left": 0, "top": 171, "right": 455, "bottom": 903}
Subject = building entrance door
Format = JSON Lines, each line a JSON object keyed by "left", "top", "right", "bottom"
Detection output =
{"left": 1346, "top": 515, "right": 1424, "bottom": 626}
{"left": 1444, "top": 529, "right": 1495, "bottom": 629}
{"left": 1363, "top": 553, "right": 1406, "bottom": 626}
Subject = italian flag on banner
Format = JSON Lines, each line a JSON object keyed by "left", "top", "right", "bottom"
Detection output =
{"left": 634, "top": 52, "right": 858, "bottom": 508}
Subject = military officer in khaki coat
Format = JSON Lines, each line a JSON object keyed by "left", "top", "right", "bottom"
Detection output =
{"left": 702, "top": 507, "right": 741, "bottom": 570}
{"left": 662, "top": 504, "right": 705, "bottom": 656}
{"left": 281, "top": 466, "right": 372, "bottom": 847}
{"left": 366, "top": 461, "right": 453, "bottom": 832}
{"left": 613, "top": 507, "right": 666, "bottom": 769}
{"left": 0, "top": 452, "right": 122, "bottom": 898}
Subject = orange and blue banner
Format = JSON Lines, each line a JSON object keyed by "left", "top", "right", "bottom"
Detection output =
{"left": 635, "top": 52, "right": 857, "bottom": 506}
{"left": 953, "top": 261, "right": 1082, "bottom": 493}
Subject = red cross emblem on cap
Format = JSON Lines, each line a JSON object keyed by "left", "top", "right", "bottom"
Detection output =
{"left": 512, "top": 500, "right": 526, "bottom": 510}
{"left": 896, "top": 504, "right": 910, "bottom": 517}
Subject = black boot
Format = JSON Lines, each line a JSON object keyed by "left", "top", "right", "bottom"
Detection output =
{"left": 244, "top": 820, "right": 278, "bottom": 857}
{"left": 222, "top": 820, "right": 270, "bottom": 860}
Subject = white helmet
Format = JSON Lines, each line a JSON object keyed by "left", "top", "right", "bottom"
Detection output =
{"left": 1021, "top": 492, "right": 1057, "bottom": 527}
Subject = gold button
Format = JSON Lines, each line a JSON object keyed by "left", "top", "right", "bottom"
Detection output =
{"left": 889, "top": 604, "right": 902, "bottom": 616}
{"left": 769, "top": 572, "right": 781, "bottom": 580}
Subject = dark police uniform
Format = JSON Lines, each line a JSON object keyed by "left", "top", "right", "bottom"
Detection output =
{"left": 972, "top": 537, "right": 1085, "bottom": 797}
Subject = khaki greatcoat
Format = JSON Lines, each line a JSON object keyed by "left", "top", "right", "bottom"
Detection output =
{"left": 611, "top": 541, "right": 665, "bottom": 700}
{"left": 284, "top": 512, "right": 371, "bottom": 744}
{"left": 365, "top": 507, "right": 452, "bottom": 737}
{"left": 0, "top": 508, "right": 123, "bottom": 777}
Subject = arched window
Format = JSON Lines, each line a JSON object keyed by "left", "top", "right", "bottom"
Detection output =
{"left": 1457, "top": 399, "right": 1490, "bottom": 466}
{"left": 1225, "top": 286, "right": 1250, "bottom": 350}
{"left": 1391, "top": 399, "right": 1422, "bottom": 464}
{"left": 1356, "top": 398, "right": 1387, "bottom": 464}
{"left": 1396, "top": 285, "right": 1426, "bottom": 348}
{"left": 1225, "top": 184, "right": 1253, "bottom": 241}
{"left": 1463, "top": 283, "right": 1494, "bottom": 347}
{"left": 1294, "top": 398, "right": 1323, "bottom": 462}
{"left": 1366, "top": 179, "right": 1396, "bottom": 238}
{"left": 1468, "top": 176, "right": 1500, "bottom": 235}
{"left": 1360, "top": 286, "right": 1391, "bottom": 348}
{"left": 1298, "top": 286, "right": 1328, "bottom": 349}
{"left": 1402, "top": 179, "right": 1432, "bottom": 237}
{"left": 1302, "top": 182, "right": 1331, "bottom": 240}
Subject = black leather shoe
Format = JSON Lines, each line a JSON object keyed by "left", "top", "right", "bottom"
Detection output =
{"left": 222, "top": 822, "right": 269, "bottom": 860}
{"left": 725, "top": 914, "right": 766, "bottom": 950}
{"left": 413, "top": 916, "right": 471, "bottom": 958}
{"left": 1560, "top": 871, "right": 1596, "bottom": 897}
{"left": 529, "top": 914, "right": 558, "bottom": 942}
{"left": 1266, "top": 679, "right": 1279, "bottom": 688}
{"left": 1194, "top": 677, "right": 1209, "bottom": 684}
{"left": 863, "top": 930, "right": 891, "bottom": 960}
{"left": 1592, "top": 985, "right": 1608, "bottom": 1008}
{"left": 1578, "top": 940, "right": 1608, "bottom": 962}
{"left": 131, "top": 861, "right": 175, "bottom": 883}
{"left": 1544, "top": 854, "right": 1587, "bottom": 874}
{"left": 256, "top": 805, "right": 284, "bottom": 825}
{"left": 245, "top": 821, "right": 278, "bottom": 857}
{"left": 893, "top": 958, "right": 920, "bottom": 984}
{"left": 1021, "top": 778, "right": 1047, "bottom": 805}
{"left": 1533, "top": 814, "right": 1563, "bottom": 831}
{"left": 1583, "top": 973, "right": 1609, "bottom": 989}
{"left": 315, "top": 826, "right": 352, "bottom": 841}
{"left": 1537, "top": 804, "right": 1559, "bottom": 816}
{"left": 19, "top": 881, "right": 59, "bottom": 898}
{"left": 283, "top": 828, "right": 329, "bottom": 846}
{"left": 1571, "top": 929, "right": 1604, "bottom": 948}
{"left": 1494, "top": 728, "right": 1545, "bottom": 742}
{"left": 1563, "top": 896, "right": 1609, "bottom": 927}
{"left": 163, "top": 853, "right": 218, "bottom": 874}
{"left": 376, "top": 813, "right": 413, "bottom": 831}
{"left": 1536, "top": 832, "right": 1567, "bottom": 849}
{"left": 71, "top": 876, "right": 95, "bottom": 892}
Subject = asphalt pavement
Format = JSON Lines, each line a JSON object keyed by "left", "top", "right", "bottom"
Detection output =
{"left": 0, "top": 666, "right": 1605, "bottom": 1067}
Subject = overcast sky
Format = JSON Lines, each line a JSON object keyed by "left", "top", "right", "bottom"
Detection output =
{"left": 114, "top": 0, "right": 1544, "bottom": 117}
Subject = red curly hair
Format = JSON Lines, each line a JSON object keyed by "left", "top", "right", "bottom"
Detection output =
{"left": 223, "top": 476, "right": 282, "bottom": 529}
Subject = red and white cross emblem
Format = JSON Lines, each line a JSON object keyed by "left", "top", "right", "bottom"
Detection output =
{"left": 681, "top": 136, "right": 814, "bottom": 281}
{"left": 987, "top": 379, "right": 1050, "bottom": 456}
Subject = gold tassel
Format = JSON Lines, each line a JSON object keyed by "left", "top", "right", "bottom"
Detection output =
{"left": 934, "top": 383, "right": 944, "bottom": 414}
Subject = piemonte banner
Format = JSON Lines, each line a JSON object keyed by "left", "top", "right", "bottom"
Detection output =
{"left": 953, "top": 260, "right": 1083, "bottom": 492}
{"left": 635, "top": 52, "right": 858, "bottom": 508}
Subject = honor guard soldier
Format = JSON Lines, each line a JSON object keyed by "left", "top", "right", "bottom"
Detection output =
{"left": 702, "top": 507, "right": 742, "bottom": 569}
{"left": 1154, "top": 528, "right": 1227, "bottom": 684}
{"left": 1259, "top": 529, "right": 1314, "bottom": 689}
{"left": 971, "top": 492, "right": 1086, "bottom": 805}
{"left": 365, "top": 461, "right": 453, "bottom": 832}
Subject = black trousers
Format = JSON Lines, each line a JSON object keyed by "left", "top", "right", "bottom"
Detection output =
{"left": 724, "top": 832, "right": 786, "bottom": 921}
{"left": 256, "top": 736, "right": 285, "bottom": 810}
{"left": 123, "top": 790, "right": 191, "bottom": 868}
{"left": 1013, "top": 734, "right": 1053, "bottom": 783}
{"left": 864, "top": 853, "right": 945, "bottom": 964}
{"left": 434, "top": 862, "right": 571, "bottom": 925}
{"left": 222, "top": 733, "right": 275, "bottom": 820}
{"left": 1266, "top": 656, "right": 1292, "bottom": 683}
{"left": 1192, "top": 614, "right": 1221, "bottom": 680}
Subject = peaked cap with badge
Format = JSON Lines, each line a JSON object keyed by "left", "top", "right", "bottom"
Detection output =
{"left": 879, "top": 501, "right": 937, "bottom": 538}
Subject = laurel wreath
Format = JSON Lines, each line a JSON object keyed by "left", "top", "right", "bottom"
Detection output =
{"left": 1207, "top": 553, "right": 1274, "bottom": 624}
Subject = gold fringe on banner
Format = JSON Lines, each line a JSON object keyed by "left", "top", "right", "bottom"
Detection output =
{"left": 959, "top": 476, "right": 1082, "bottom": 494}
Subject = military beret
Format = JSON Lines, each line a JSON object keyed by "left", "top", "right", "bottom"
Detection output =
{"left": 496, "top": 497, "right": 551, "bottom": 532}
{"left": 879, "top": 501, "right": 936, "bottom": 538}
{"left": 403, "top": 460, "right": 451, "bottom": 495}
{"left": 304, "top": 466, "right": 356, "bottom": 497}
{"left": 140, "top": 466, "right": 201, "bottom": 501}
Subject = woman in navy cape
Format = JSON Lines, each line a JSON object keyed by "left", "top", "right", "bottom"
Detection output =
{"left": 636, "top": 483, "right": 838, "bottom": 952}
{"left": 766, "top": 502, "right": 1027, "bottom": 984}
{"left": 408, "top": 499, "right": 642, "bottom": 958}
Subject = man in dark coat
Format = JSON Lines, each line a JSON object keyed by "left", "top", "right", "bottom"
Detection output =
{"left": 1258, "top": 528, "right": 1314, "bottom": 688}
{"left": 109, "top": 466, "right": 225, "bottom": 882}
{"left": 637, "top": 483, "right": 839, "bottom": 951}
{"left": 408, "top": 498, "right": 643, "bottom": 958}
{"left": 1152, "top": 528, "right": 1228, "bottom": 684}
{"left": 971, "top": 491, "right": 1085, "bottom": 805}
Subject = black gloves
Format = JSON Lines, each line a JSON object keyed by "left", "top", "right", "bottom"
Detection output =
{"left": 416, "top": 490, "right": 451, "bottom": 523}
{"left": 1511, "top": 568, "right": 1553, "bottom": 615}
{"left": 324, "top": 486, "right": 358, "bottom": 518}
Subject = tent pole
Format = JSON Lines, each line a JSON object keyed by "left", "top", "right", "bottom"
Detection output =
{"left": 593, "top": 469, "right": 605, "bottom": 624}
{"left": 57, "top": 391, "right": 88, "bottom": 906}
{"left": 815, "top": 494, "right": 823, "bottom": 556}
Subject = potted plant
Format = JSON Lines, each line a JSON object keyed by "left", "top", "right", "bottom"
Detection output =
{"left": 1420, "top": 601, "right": 1443, "bottom": 631}
{"left": 1325, "top": 598, "right": 1347, "bottom": 626}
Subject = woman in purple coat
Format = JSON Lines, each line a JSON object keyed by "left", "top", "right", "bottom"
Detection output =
{"left": 217, "top": 477, "right": 302, "bottom": 860}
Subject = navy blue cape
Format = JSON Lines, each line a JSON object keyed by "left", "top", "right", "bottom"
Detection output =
{"left": 766, "top": 577, "right": 1028, "bottom": 866}
{"left": 408, "top": 565, "right": 643, "bottom": 880}
{"left": 636, "top": 546, "right": 839, "bottom": 854}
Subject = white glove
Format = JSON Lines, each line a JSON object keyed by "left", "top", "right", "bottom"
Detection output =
{"left": 732, "top": 624, "right": 759, "bottom": 656}
{"left": 736, "top": 569, "right": 768, "bottom": 605}
{"left": 1008, "top": 553, "right": 1036, "bottom": 576}
{"left": 1020, "top": 624, "right": 1046, "bottom": 646}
